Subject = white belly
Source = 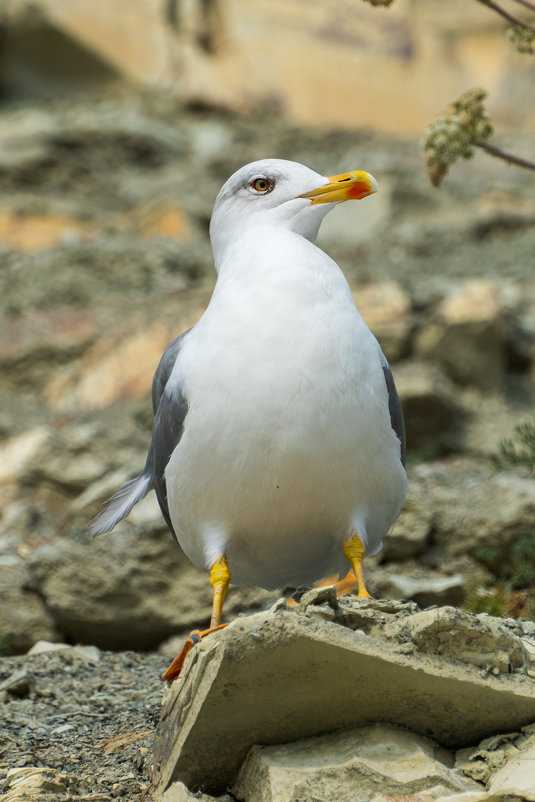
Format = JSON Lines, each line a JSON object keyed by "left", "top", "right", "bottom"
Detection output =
{"left": 165, "top": 238, "right": 407, "bottom": 588}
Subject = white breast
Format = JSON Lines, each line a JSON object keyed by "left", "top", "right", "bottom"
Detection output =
{"left": 165, "top": 228, "right": 407, "bottom": 588}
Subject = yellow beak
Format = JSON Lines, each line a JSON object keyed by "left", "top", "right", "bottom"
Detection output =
{"left": 299, "top": 170, "right": 378, "bottom": 205}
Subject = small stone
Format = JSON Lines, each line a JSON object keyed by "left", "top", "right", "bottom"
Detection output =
{"left": 3, "top": 766, "right": 72, "bottom": 797}
{"left": 298, "top": 585, "right": 338, "bottom": 612}
{"left": 378, "top": 573, "right": 465, "bottom": 608}
{"left": 0, "top": 669, "right": 32, "bottom": 698}
{"left": 160, "top": 780, "right": 230, "bottom": 801}
{"left": 27, "top": 641, "right": 101, "bottom": 662}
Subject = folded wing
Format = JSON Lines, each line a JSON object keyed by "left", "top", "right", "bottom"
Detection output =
{"left": 91, "top": 329, "right": 192, "bottom": 537}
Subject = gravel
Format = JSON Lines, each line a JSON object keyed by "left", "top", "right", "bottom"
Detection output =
{"left": 0, "top": 647, "right": 168, "bottom": 800}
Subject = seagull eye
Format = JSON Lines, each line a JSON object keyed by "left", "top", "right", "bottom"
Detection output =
{"left": 251, "top": 177, "right": 272, "bottom": 193}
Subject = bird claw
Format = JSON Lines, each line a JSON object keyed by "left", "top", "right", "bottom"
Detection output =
{"left": 160, "top": 624, "right": 229, "bottom": 683}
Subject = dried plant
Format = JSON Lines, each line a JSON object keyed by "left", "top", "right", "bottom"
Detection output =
{"left": 365, "top": 0, "right": 535, "bottom": 185}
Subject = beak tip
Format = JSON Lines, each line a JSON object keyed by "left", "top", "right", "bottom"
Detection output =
{"left": 300, "top": 170, "right": 379, "bottom": 204}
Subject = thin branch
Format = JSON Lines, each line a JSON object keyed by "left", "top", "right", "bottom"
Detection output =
{"left": 474, "top": 139, "right": 535, "bottom": 170}
{"left": 511, "top": 0, "right": 535, "bottom": 12}
{"left": 477, "top": 0, "right": 535, "bottom": 32}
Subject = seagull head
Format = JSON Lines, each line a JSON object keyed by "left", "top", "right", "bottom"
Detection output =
{"left": 209, "top": 158, "right": 378, "bottom": 267}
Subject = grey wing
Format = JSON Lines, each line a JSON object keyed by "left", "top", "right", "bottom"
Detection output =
{"left": 382, "top": 357, "right": 406, "bottom": 467}
{"left": 91, "top": 329, "right": 191, "bottom": 537}
{"left": 149, "top": 381, "right": 188, "bottom": 539}
{"left": 152, "top": 328, "right": 192, "bottom": 414}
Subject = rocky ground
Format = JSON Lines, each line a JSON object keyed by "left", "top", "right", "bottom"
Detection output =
{"left": 0, "top": 87, "right": 534, "bottom": 799}
{"left": 0, "top": 645, "right": 165, "bottom": 800}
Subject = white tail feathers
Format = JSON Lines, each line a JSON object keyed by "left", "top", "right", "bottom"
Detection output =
{"left": 91, "top": 473, "right": 152, "bottom": 536}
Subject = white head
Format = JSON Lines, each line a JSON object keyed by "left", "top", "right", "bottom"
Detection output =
{"left": 209, "top": 158, "right": 377, "bottom": 268}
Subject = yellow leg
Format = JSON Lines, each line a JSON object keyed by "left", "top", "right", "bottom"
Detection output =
{"left": 343, "top": 534, "right": 372, "bottom": 599}
{"left": 209, "top": 555, "right": 231, "bottom": 628}
{"left": 160, "top": 556, "right": 231, "bottom": 682}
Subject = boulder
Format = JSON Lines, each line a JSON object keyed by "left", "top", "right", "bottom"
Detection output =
{"left": 232, "top": 724, "right": 475, "bottom": 802}
{"left": 353, "top": 280, "right": 412, "bottom": 363}
{"left": 26, "top": 515, "right": 276, "bottom": 650}
{"left": 415, "top": 280, "right": 505, "bottom": 392}
{"left": 152, "top": 598, "right": 535, "bottom": 796}
{"left": 487, "top": 735, "right": 535, "bottom": 799}
{"left": 45, "top": 322, "right": 175, "bottom": 410}
{"left": 457, "top": 726, "right": 535, "bottom": 799}
{"left": 380, "top": 490, "right": 433, "bottom": 561}
{"left": 393, "top": 361, "right": 464, "bottom": 453}
{"left": 0, "top": 557, "right": 60, "bottom": 653}
{"left": 434, "top": 473, "right": 535, "bottom": 557}
{"left": 376, "top": 571, "right": 465, "bottom": 608}
{"left": 385, "top": 606, "right": 528, "bottom": 674}
{"left": 0, "top": 427, "right": 49, "bottom": 486}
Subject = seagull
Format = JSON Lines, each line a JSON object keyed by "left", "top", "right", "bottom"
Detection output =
{"left": 92, "top": 159, "right": 408, "bottom": 680}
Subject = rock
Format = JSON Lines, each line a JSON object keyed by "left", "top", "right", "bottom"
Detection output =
{"left": 434, "top": 473, "right": 535, "bottom": 557}
{"left": 380, "top": 490, "right": 433, "bottom": 561}
{"left": 0, "top": 669, "right": 32, "bottom": 698}
{"left": 45, "top": 322, "right": 175, "bottom": 410}
{"left": 26, "top": 530, "right": 277, "bottom": 650}
{"left": 0, "top": 557, "right": 60, "bottom": 653}
{"left": 0, "top": 427, "right": 49, "bottom": 486}
{"left": 393, "top": 361, "right": 464, "bottom": 453}
{"left": 0, "top": 211, "right": 97, "bottom": 252}
{"left": 391, "top": 607, "right": 528, "bottom": 674}
{"left": 136, "top": 200, "right": 191, "bottom": 241}
{"left": 415, "top": 280, "right": 505, "bottom": 392}
{"left": 377, "top": 572, "right": 465, "bottom": 608}
{"left": 352, "top": 280, "right": 412, "bottom": 363}
{"left": 457, "top": 727, "right": 535, "bottom": 799}
{"left": 160, "top": 781, "right": 233, "bottom": 801}
{"left": 20, "top": 419, "right": 148, "bottom": 499}
{"left": 488, "top": 735, "right": 535, "bottom": 799}
{"left": 434, "top": 792, "right": 502, "bottom": 802}
{"left": 152, "top": 603, "right": 535, "bottom": 796}
{"left": 232, "top": 724, "right": 476, "bottom": 802}
{"left": 26, "top": 641, "right": 101, "bottom": 662}
{"left": 522, "top": 637, "right": 535, "bottom": 679}
{"left": 1, "top": 767, "right": 77, "bottom": 802}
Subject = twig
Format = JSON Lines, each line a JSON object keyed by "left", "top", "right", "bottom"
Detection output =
{"left": 137, "top": 782, "right": 153, "bottom": 802}
{"left": 474, "top": 139, "right": 535, "bottom": 170}
{"left": 511, "top": 0, "right": 535, "bottom": 12}
{"left": 477, "top": 0, "right": 535, "bottom": 32}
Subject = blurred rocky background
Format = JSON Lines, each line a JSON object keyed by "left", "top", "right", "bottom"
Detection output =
{"left": 1, "top": 1, "right": 535, "bottom": 799}
{"left": 0, "top": 0, "right": 534, "bottom": 661}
